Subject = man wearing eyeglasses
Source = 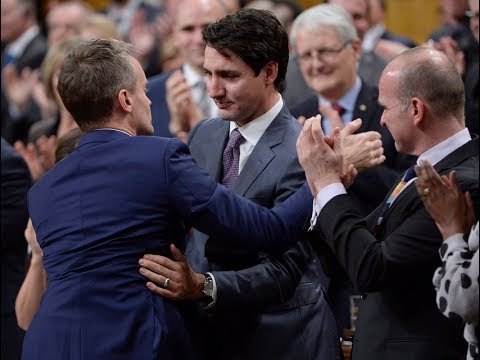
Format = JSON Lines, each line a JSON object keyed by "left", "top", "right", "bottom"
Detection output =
{"left": 288, "top": 3, "right": 416, "bottom": 334}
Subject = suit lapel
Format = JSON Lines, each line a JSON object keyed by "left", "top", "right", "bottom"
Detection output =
{"left": 234, "top": 106, "right": 290, "bottom": 196}
{"left": 202, "top": 120, "right": 230, "bottom": 182}
{"left": 353, "top": 83, "right": 378, "bottom": 134}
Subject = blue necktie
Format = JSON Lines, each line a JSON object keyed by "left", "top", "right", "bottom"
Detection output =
{"left": 2, "top": 52, "right": 15, "bottom": 69}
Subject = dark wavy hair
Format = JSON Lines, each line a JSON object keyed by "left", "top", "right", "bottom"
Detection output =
{"left": 202, "top": 8, "right": 289, "bottom": 92}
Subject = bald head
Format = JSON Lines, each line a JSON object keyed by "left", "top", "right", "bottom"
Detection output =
{"left": 173, "top": 0, "right": 226, "bottom": 72}
{"left": 383, "top": 47, "right": 465, "bottom": 123}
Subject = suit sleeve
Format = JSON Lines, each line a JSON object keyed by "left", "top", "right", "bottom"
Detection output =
{"left": 211, "top": 155, "right": 314, "bottom": 311}
{"left": 164, "top": 138, "right": 312, "bottom": 250}
{"left": 315, "top": 172, "right": 479, "bottom": 294}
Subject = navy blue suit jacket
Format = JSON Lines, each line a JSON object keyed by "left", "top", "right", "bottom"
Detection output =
{"left": 22, "top": 130, "right": 313, "bottom": 360}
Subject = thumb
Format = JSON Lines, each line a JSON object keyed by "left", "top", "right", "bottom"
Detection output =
{"left": 170, "top": 244, "right": 186, "bottom": 262}
{"left": 332, "top": 127, "right": 343, "bottom": 154}
{"left": 341, "top": 118, "right": 362, "bottom": 137}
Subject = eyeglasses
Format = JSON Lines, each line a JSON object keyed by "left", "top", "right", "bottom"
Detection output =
{"left": 297, "top": 41, "right": 352, "bottom": 64}
{"left": 466, "top": 10, "right": 479, "bottom": 20}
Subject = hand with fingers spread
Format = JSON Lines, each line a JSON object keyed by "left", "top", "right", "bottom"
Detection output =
{"left": 3, "top": 65, "right": 39, "bottom": 113}
{"left": 139, "top": 244, "right": 205, "bottom": 300}
{"left": 14, "top": 135, "right": 58, "bottom": 181}
{"left": 296, "top": 115, "right": 344, "bottom": 196}
{"left": 166, "top": 70, "right": 203, "bottom": 139}
{"left": 341, "top": 119, "right": 386, "bottom": 172}
{"left": 414, "top": 160, "right": 475, "bottom": 239}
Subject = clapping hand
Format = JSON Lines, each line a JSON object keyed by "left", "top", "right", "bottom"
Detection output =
{"left": 414, "top": 160, "right": 475, "bottom": 239}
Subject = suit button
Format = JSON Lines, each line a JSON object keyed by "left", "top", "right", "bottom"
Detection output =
{"left": 361, "top": 293, "right": 367, "bottom": 300}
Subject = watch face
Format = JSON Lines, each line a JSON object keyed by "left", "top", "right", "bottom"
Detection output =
{"left": 203, "top": 275, "right": 214, "bottom": 296}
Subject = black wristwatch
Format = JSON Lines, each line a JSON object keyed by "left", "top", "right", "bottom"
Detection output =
{"left": 199, "top": 273, "right": 214, "bottom": 309}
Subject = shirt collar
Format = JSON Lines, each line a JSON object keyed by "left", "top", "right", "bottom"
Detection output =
{"left": 5, "top": 26, "right": 40, "bottom": 58}
{"left": 182, "top": 63, "right": 205, "bottom": 87}
{"left": 417, "top": 128, "right": 472, "bottom": 166}
{"left": 94, "top": 128, "right": 133, "bottom": 136}
{"left": 229, "top": 94, "right": 283, "bottom": 148}
{"left": 318, "top": 76, "right": 362, "bottom": 113}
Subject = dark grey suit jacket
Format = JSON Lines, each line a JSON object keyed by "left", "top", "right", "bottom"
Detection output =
{"left": 313, "top": 136, "right": 479, "bottom": 360}
{"left": 184, "top": 104, "right": 341, "bottom": 360}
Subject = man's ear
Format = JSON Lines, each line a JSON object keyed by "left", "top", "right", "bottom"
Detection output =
{"left": 410, "top": 97, "right": 425, "bottom": 128}
{"left": 263, "top": 61, "right": 278, "bottom": 86}
{"left": 117, "top": 89, "right": 133, "bottom": 113}
{"left": 351, "top": 38, "right": 362, "bottom": 61}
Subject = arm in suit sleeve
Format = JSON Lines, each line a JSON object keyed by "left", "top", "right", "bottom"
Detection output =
{"left": 315, "top": 172, "right": 479, "bottom": 294}
{"left": 210, "top": 155, "right": 315, "bottom": 311}
{"left": 212, "top": 237, "right": 314, "bottom": 311}
{"left": 164, "top": 138, "right": 313, "bottom": 250}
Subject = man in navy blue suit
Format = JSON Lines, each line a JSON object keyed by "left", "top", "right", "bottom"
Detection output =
{"left": 22, "top": 38, "right": 316, "bottom": 360}
{"left": 147, "top": 0, "right": 226, "bottom": 139}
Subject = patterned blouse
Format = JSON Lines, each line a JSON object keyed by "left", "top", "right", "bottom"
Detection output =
{"left": 433, "top": 222, "right": 479, "bottom": 360}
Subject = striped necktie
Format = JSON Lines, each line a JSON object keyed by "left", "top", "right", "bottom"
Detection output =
{"left": 374, "top": 166, "right": 416, "bottom": 234}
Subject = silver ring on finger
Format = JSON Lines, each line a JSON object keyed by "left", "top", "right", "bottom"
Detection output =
{"left": 163, "top": 277, "right": 170, "bottom": 289}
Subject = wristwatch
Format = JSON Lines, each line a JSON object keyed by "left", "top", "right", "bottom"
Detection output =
{"left": 199, "top": 273, "right": 214, "bottom": 309}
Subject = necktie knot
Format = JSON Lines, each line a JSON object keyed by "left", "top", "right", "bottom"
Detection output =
{"left": 403, "top": 165, "right": 416, "bottom": 183}
{"left": 222, "top": 129, "right": 244, "bottom": 188}
{"left": 331, "top": 103, "right": 345, "bottom": 117}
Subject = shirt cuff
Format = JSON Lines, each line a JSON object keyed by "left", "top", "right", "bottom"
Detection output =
{"left": 308, "top": 183, "right": 346, "bottom": 231}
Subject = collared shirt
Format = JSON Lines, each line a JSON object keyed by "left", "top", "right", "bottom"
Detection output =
{"left": 318, "top": 76, "right": 362, "bottom": 135}
{"left": 105, "top": 0, "right": 141, "bottom": 38}
{"left": 362, "top": 23, "right": 386, "bottom": 53}
{"left": 182, "top": 63, "right": 218, "bottom": 119}
{"left": 229, "top": 94, "right": 283, "bottom": 174}
{"left": 309, "top": 128, "right": 472, "bottom": 230}
{"left": 4, "top": 25, "right": 40, "bottom": 59}
{"left": 94, "top": 128, "right": 133, "bottom": 136}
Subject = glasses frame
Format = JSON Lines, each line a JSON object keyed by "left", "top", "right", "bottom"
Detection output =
{"left": 297, "top": 40, "right": 352, "bottom": 64}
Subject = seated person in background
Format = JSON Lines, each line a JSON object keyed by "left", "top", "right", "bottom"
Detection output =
{"left": 415, "top": 160, "right": 479, "bottom": 360}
